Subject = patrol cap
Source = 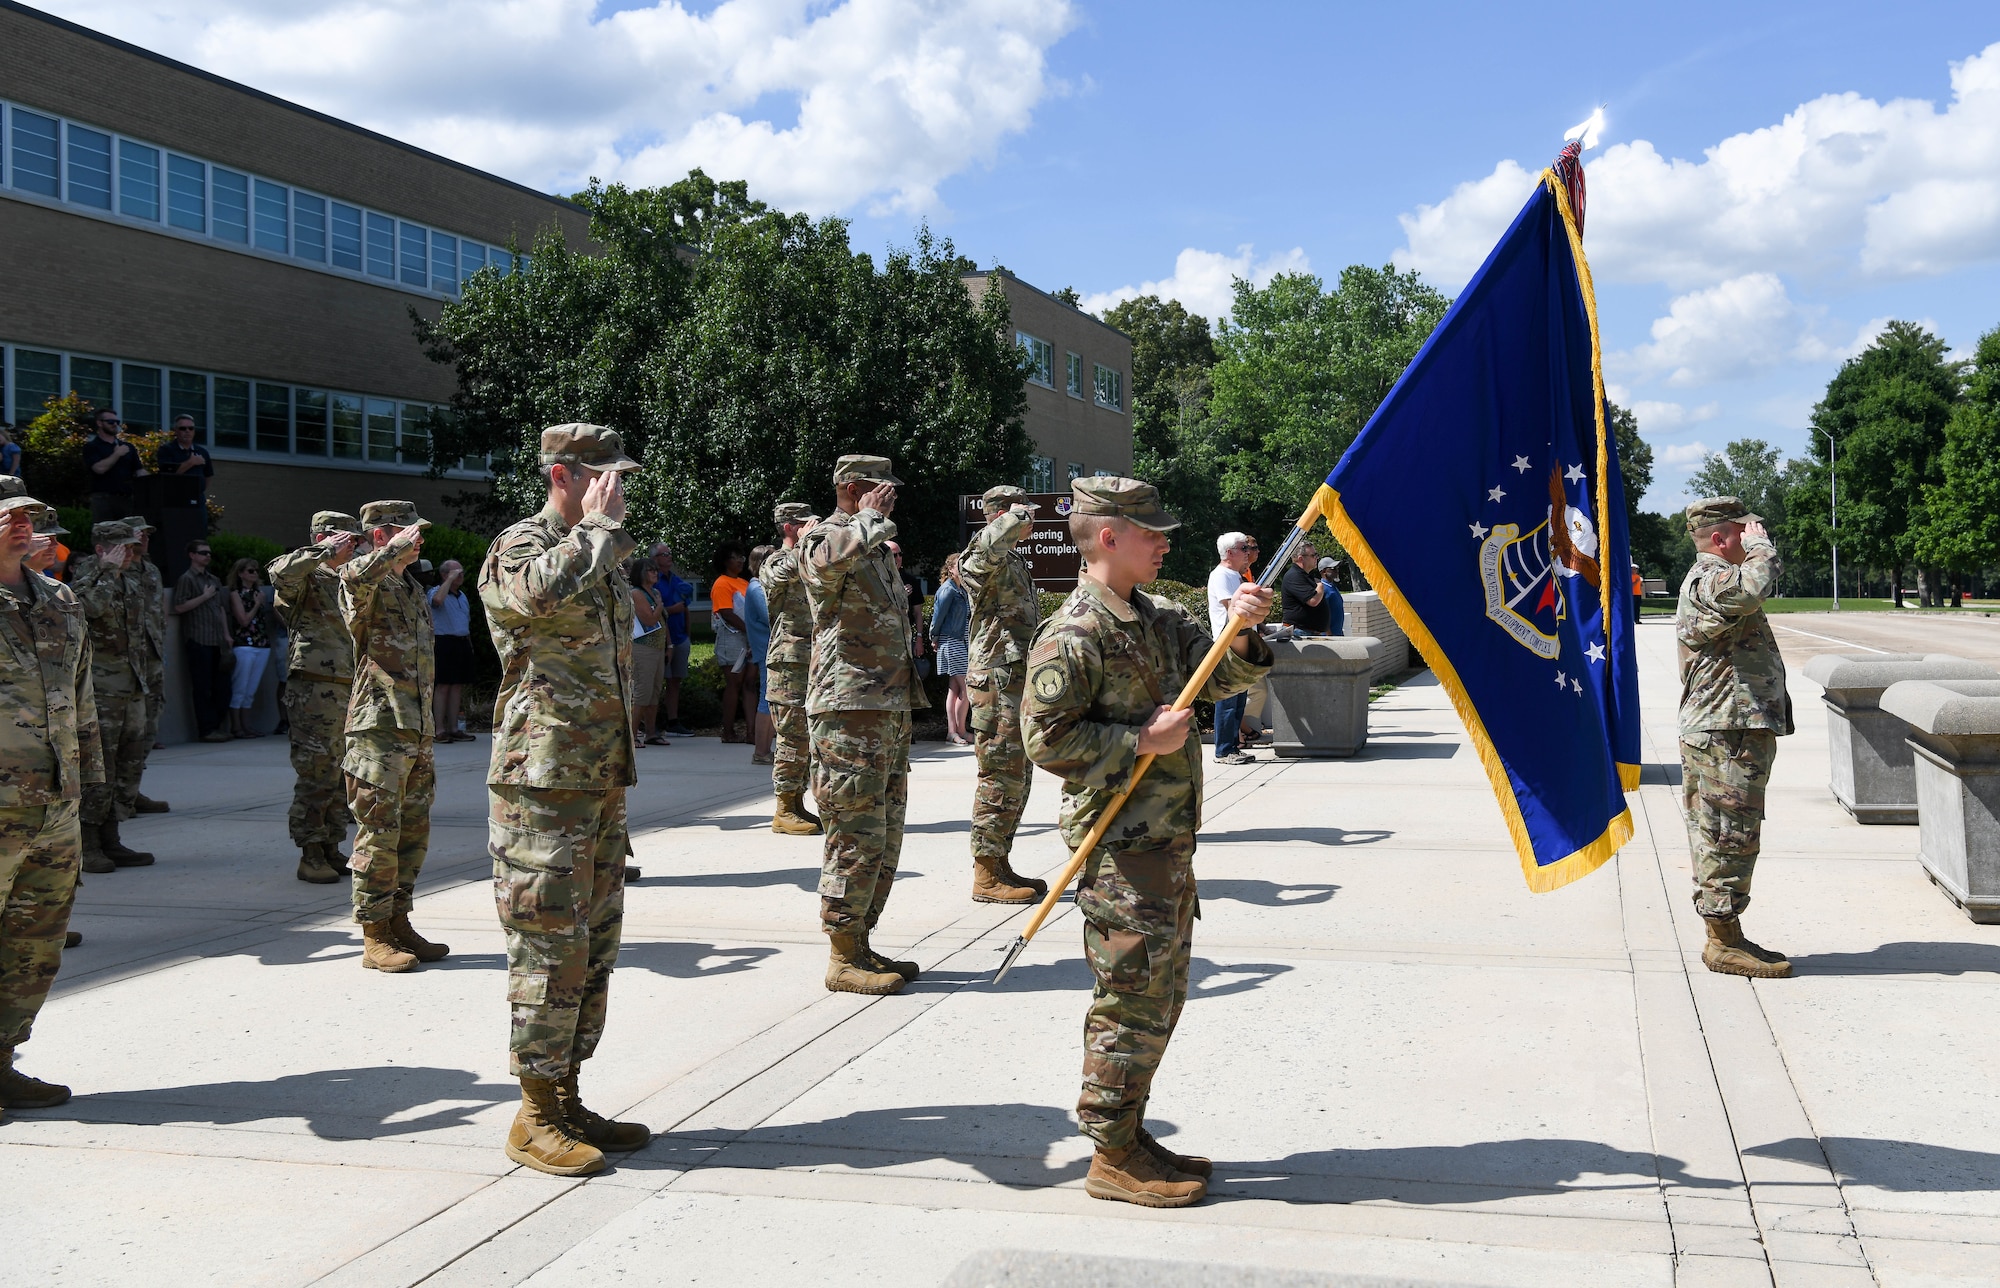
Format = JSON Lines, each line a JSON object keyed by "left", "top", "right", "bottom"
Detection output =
{"left": 0, "top": 496, "right": 60, "bottom": 534}
{"left": 1684, "top": 495, "right": 1761, "bottom": 534}
{"left": 773, "top": 501, "right": 813, "bottom": 525}
{"left": 91, "top": 519, "right": 139, "bottom": 546}
{"left": 1069, "top": 476, "right": 1180, "bottom": 532}
{"left": 0, "top": 474, "right": 26, "bottom": 500}
{"left": 540, "top": 423, "right": 640, "bottom": 473}
{"left": 981, "top": 483, "right": 1029, "bottom": 512}
{"left": 358, "top": 500, "right": 432, "bottom": 532}
{"left": 118, "top": 515, "right": 156, "bottom": 534}
{"left": 35, "top": 502, "right": 67, "bottom": 536}
{"left": 310, "top": 510, "right": 364, "bottom": 537}
{"left": 832, "top": 454, "right": 902, "bottom": 487}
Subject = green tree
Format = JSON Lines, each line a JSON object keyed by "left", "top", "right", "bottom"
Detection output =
{"left": 1914, "top": 326, "right": 2000, "bottom": 601}
{"left": 1607, "top": 400, "right": 1694, "bottom": 587}
{"left": 1688, "top": 439, "right": 1789, "bottom": 531}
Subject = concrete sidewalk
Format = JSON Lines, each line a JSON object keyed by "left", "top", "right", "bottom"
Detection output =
{"left": 4, "top": 616, "right": 1999, "bottom": 1287}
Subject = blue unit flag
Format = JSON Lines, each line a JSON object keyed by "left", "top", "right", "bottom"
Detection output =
{"left": 1319, "top": 147, "right": 1641, "bottom": 891}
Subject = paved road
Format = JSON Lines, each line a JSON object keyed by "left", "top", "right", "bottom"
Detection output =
{"left": 4, "top": 620, "right": 1997, "bottom": 1286}
{"left": 1766, "top": 609, "right": 2000, "bottom": 667}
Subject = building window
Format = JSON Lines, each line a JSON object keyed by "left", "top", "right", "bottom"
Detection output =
{"left": 169, "top": 371, "right": 207, "bottom": 440}
{"left": 69, "top": 357, "right": 114, "bottom": 411}
{"left": 292, "top": 388, "right": 328, "bottom": 456}
{"left": 213, "top": 168, "right": 249, "bottom": 243}
{"left": 10, "top": 109, "right": 60, "bottom": 197}
{"left": 122, "top": 364, "right": 162, "bottom": 432}
{"left": 252, "top": 179, "right": 288, "bottom": 252}
{"left": 1066, "top": 352, "right": 1083, "bottom": 398}
{"left": 254, "top": 381, "right": 290, "bottom": 452}
{"left": 293, "top": 192, "right": 326, "bottom": 263}
{"left": 117, "top": 140, "right": 159, "bottom": 220}
{"left": 366, "top": 398, "right": 398, "bottom": 463}
{"left": 1067, "top": 461, "right": 1084, "bottom": 483}
{"left": 167, "top": 155, "right": 204, "bottom": 232}
{"left": 399, "top": 223, "right": 427, "bottom": 287}
{"left": 1025, "top": 454, "right": 1054, "bottom": 492}
{"left": 330, "top": 202, "right": 363, "bottom": 271}
{"left": 1093, "top": 363, "right": 1123, "bottom": 412}
{"left": 400, "top": 404, "right": 433, "bottom": 465}
{"left": 365, "top": 212, "right": 395, "bottom": 278}
{"left": 1017, "top": 332, "right": 1054, "bottom": 387}
{"left": 460, "top": 241, "right": 486, "bottom": 284}
{"left": 430, "top": 234, "right": 458, "bottom": 294}
{"left": 11, "top": 349, "right": 61, "bottom": 423}
{"left": 214, "top": 378, "right": 250, "bottom": 449}
{"left": 332, "top": 395, "right": 364, "bottom": 459}
{"left": 66, "top": 124, "right": 111, "bottom": 209}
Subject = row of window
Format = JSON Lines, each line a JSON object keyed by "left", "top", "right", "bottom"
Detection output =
{"left": 0, "top": 99, "right": 524, "bottom": 298}
{"left": 1016, "top": 331, "right": 1124, "bottom": 411}
{"left": 1, "top": 343, "right": 485, "bottom": 475}
{"left": 1022, "top": 456, "right": 1114, "bottom": 492}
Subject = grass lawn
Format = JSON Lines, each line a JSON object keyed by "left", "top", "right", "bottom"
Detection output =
{"left": 1639, "top": 596, "right": 2000, "bottom": 616}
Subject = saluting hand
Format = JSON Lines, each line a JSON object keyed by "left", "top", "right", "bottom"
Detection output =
{"left": 1743, "top": 520, "right": 1768, "bottom": 542}
{"left": 861, "top": 482, "right": 896, "bottom": 516}
{"left": 1010, "top": 502, "right": 1038, "bottom": 521}
{"left": 583, "top": 471, "right": 627, "bottom": 522}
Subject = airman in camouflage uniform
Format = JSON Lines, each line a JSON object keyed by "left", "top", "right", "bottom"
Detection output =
{"left": 339, "top": 500, "right": 442, "bottom": 974}
{"left": 0, "top": 495, "right": 104, "bottom": 1117}
{"left": 71, "top": 522, "right": 156, "bottom": 874}
{"left": 115, "top": 518, "right": 170, "bottom": 815}
{"left": 761, "top": 501, "right": 822, "bottom": 836}
{"left": 959, "top": 484, "right": 1048, "bottom": 903}
{"left": 269, "top": 511, "right": 364, "bottom": 884}
{"left": 1023, "top": 477, "right": 1274, "bottom": 1208}
{"left": 1678, "top": 496, "right": 1795, "bottom": 979}
{"left": 802, "top": 455, "right": 923, "bottom": 995}
{"left": 480, "top": 424, "right": 650, "bottom": 1177}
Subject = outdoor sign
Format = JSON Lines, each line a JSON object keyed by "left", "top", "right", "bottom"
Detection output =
{"left": 958, "top": 492, "right": 1082, "bottom": 590}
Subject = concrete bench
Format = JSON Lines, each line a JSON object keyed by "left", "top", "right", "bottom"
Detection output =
{"left": 1641, "top": 578, "right": 1668, "bottom": 597}
{"left": 1264, "top": 635, "right": 1384, "bottom": 758}
{"left": 1800, "top": 653, "right": 1997, "bottom": 823}
{"left": 1879, "top": 679, "right": 2000, "bottom": 924}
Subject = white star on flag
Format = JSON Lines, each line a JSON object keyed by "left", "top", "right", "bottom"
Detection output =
{"left": 1469, "top": 522, "right": 1489, "bottom": 539}
{"left": 1585, "top": 641, "right": 1606, "bottom": 664}
{"left": 1512, "top": 455, "right": 1531, "bottom": 473}
{"left": 1487, "top": 485, "right": 1506, "bottom": 502}
{"left": 1554, "top": 670, "right": 1566, "bottom": 689}
{"left": 1564, "top": 463, "right": 1586, "bottom": 484}
{"left": 1571, "top": 678, "right": 1583, "bottom": 695}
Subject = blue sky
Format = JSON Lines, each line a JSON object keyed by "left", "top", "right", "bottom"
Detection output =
{"left": 47, "top": 0, "right": 2000, "bottom": 512}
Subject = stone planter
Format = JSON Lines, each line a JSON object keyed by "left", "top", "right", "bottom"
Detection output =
{"left": 1800, "top": 653, "right": 1996, "bottom": 824}
{"left": 1264, "top": 636, "right": 1384, "bottom": 758}
{"left": 1879, "top": 680, "right": 2000, "bottom": 924}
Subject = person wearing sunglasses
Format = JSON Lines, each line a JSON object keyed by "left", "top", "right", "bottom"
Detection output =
{"left": 82, "top": 409, "right": 146, "bottom": 525}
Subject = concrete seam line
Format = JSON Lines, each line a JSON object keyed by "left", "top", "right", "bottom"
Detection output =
{"left": 1770, "top": 623, "right": 1891, "bottom": 655}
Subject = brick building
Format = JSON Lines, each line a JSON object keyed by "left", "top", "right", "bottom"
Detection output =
{"left": 0, "top": 0, "right": 588, "bottom": 543}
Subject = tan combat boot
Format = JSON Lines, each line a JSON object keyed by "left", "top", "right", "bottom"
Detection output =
{"left": 296, "top": 844, "right": 340, "bottom": 885}
{"left": 555, "top": 1071, "right": 651, "bottom": 1152}
{"left": 389, "top": 910, "right": 449, "bottom": 962}
{"left": 824, "top": 932, "right": 905, "bottom": 995}
{"left": 99, "top": 819, "right": 155, "bottom": 867}
{"left": 505, "top": 1076, "right": 607, "bottom": 1176}
{"left": 771, "top": 792, "right": 823, "bottom": 836}
{"left": 996, "top": 858, "right": 1048, "bottom": 901}
{"left": 859, "top": 931, "right": 919, "bottom": 983}
{"left": 361, "top": 922, "right": 418, "bottom": 973}
{"left": 0, "top": 1047, "right": 72, "bottom": 1109}
{"left": 1702, "top": 917, "right": 1792, "bottom": 978}
{"left": 80, "top": 824, "right": 116, "bottom": 875}
{"left": 971, "top": 856, "right": 1037, "bottom": 904}
{"left": 1137, "top": 1125, "right": 1213, "bottom": 1179}
{"left": 1085, "top": 1142, "right": 1208, "bottom": 1207}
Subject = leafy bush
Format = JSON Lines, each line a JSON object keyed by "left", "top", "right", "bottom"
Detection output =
{"left": 209, "top": 530, "right": 286, "bottom": 570}
{"left": 22, "top": 393, "right": 94, "bottom": 506}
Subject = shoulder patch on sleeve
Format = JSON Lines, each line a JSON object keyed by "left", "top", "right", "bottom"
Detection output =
{"left": 1031, "top": 661, "right": 1068, "bottom": 703}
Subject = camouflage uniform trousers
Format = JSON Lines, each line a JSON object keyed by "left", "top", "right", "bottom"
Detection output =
{"left": 1680, "top": 729, "right": 1777, "bottom": 919}
{"left": 286, "top": 679, "right": 354, "bottom": 847}
{"left": 344, "top": 733, "right": 435, "bottom": 924}
{"left": 969, "top": 674, "right": 1032, "bottom": 864}
{"left": 1076, "top": 834, "right": 1197, "bottom": 1152}
{"left": 767, "top": 662, "right": 811, "bottom": 798}
{"left": 81, "top": 687, "right": 148, "bottom": 827}
{"left": 489, "top": 785, "right": 627, "bottom": 1080}
{"left": 0, "top": 802, "right": 82, "bottom": 1050}
{"left": 811, "top": 709, "right": 910, "bottom": 933}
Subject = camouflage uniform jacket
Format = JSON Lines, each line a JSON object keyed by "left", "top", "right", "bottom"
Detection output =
{"left": 0, "top": 570, "right": 105, "bottom": 805}
{"left": 338, "top": 532, "right": 434, "bottom": 737}
{"left": 1023, "top": 574, "right": 1272, "bottom": 852}
{"left": 479, "top": 504, "right": 638, "bottom": 790}
{"left": 70, "top": 557, "right": 146, "bottom": 697}
{"left": 269, "top": 546, "right": 355, "bottom": 682}
{"left": 1676, "top": 531, "right": 1793, "bottom": 737}
{"left": 128, "top": 559, "right": 166, "bottom": 696}
{"left": 760, "top": 545, "right": 813, "bottom": 668}
{"left": 800, "top": 508, "right": 914, "bottom": 715}
{"left": 958, "top": 507, "right": 1039, "bottom": 684}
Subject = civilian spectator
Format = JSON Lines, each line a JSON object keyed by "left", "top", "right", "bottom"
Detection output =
{"left": 0, "top": 426, "right": 21, "bottom": 475}
{"left": 930, "top": 552, "right": 971, "bottom": 744}
{"left": 429, "top": 558, "right": 473, "bottom": 742}
{"left": 225, "top": 557, "right": 271, "bottom": 738}
{"left": 885, "top": 540, "right": 927, "bottom": 667}
{"left": 171, "top": 539, "right": 230, "bottom": 741}
{"left": 742, "top": 546, "right": 773, "bottom": 765}
{"left": 1318, "top": 556, "right": 1346, "bottom": 636}
{"left": 1281, "top": 541, "right": 1331, "bottom": 635}
{"left": 710, "top": 545, "right": 752, "bottom": 743}
{"left": 650, "top": 543, "right": 694, "bottom": 736}
{"left": 155, "top": 416, "right": 215, "bottom": 503}
{"left": 82, "top": 408, "right": 145, "bottom": 523}
{"left": 628, "top": 556, "right": 669, "bottom": 746}
{"left": 1208, "top": 531, "right": 1258, "bottom": 764}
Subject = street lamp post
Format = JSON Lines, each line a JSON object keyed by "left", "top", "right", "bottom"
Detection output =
{"left": 1813, "top": 426, "right": 1839, "bottom": 611}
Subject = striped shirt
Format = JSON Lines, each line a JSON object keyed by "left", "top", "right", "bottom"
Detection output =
{"left": 173, "top": 569, "right": 230, "bottom": 647}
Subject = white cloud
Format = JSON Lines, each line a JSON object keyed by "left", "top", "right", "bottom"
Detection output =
{"left": 1395, "top": 41, "right": 2000, "bottom": 290}
{"left": 1630, "top": 400, "right": 1720, "bottom": 433}
{"left": 1078, "top": 244, "right": 1311, "bottom": 325}
{"left": 1615, "top": 273, "right": 1828, "bottom": 386}
{"left": 39, "top": 0, "right": 1076, "bottom": 213}
{"left": 1657, "top": 441, "right": 1712, "bottom": 470}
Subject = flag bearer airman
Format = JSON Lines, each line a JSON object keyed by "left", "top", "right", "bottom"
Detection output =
{"left": 1678, "top": 496, "right": 1794, "bottom": 978}
{"left": 339, "top": 501, "right": 444, "bottom": 973}
{"left": 269, "top": 511, "right": 364, "bottom": 884}
{"left": 761, "top": 501, "right": 822, "bottom": 836}
{"left": 1022, "top": 477, "right": 1274, "bottom": 1208}
{"left": 71, "top": 521, "right": 155, "bottom": 874}
{"left": 0, "top": 495, "right": 104, "bottom": 1120}
{"left": 801, "top": 455, "right": 923, "bottom": 995}
{"left": 116, "top": 517, "right": 170, "bottom": 815}
{"left": 958, "top": 484, "right": 1048, "bottom": 904}
{"left": 480, "top": 424, "right": 651, "bottom": 1176}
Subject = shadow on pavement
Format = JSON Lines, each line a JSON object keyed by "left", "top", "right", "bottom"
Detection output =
{"left": 1222, "top": 1138, "right": 1731, "bottom": 1204}
{"left": 637, "top": 868, "right": 926, "bottom": 892}
{"left": 48, "top": 1065, "right": 513, "bottom": 1138}
{"left": 938, "top": 957, "right": 1292, "bottom": 999}
{"left": 1200, "top": 828, "right": 1391, "bottom": 847}
{"left": 1788, "top": 942, "right": 2000, "bottom": 976}
{"left": 215, "top": 928, "right": 361, "bottom": 967}
{"left": 1197, "top": 880, "right": 1340, "bottom": 907}
{"left": 1746, "top": 1137, "right": 2000, "bottom": 1191}
{"left": 1639, "top": 763, "right": 1684, "bottom": 787}
{"left": 1359, "top": 743, "right": 1460, "bottom": 760}
{"left": 414, "top": 940, "right": 777, "bottom": 979}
